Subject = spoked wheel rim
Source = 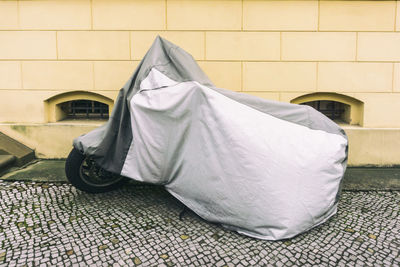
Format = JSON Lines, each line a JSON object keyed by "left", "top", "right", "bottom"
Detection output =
{"left": 79, "top": 157, "right": 124, "bottom": 188}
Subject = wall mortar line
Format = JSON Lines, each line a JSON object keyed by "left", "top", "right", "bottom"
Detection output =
{"left": 241, "top": 0, "right": 244, "bottom": 31}
{"left": 92, "top": 61, "right": 95, "bottom": 91}
{"left": 318, "top": 0, "right": 320, "bottom": 31}
{"left": 241, "top": 61, "right": 243, "bottom": 91}
{"left": 394, "top": 1, "right": 398, "bottom": 32}
{"left": 355, "top": 32, "right": 358, "bottom": 61}
{"left": 165, "top": 0, "right": 168, "bottom": 30}
{"left": 3, "top": 59, "right": 400, "bottom": 63}
{"left": 1, "top": 29, "right": 400, "bottom": 33}
{"left": 129, "top": 32, "right": 132, "bottom": 60}
{"left": 0, "top": 88, "right": 398, "bottom": 95}
{"left": 17, "top": 0, "right": 21, "bottom": 29}
{"left": 204, "top": 32, "right": 207, "bottom": 60}
{"left": 90, "top": 0, "right": 93, "bottom": 30}
{"left": 316, "top": 62, "right": 319, "bottom": 91}
{"left": 280, "top": 32, "right": 282, "bottom": 61}
{"left": 392, "top": 63, "right": 395, "bottom": 92}
{"left": 20, "top": 61, "right": 24, "bottom": 90}
{"left": 55, "top": 31, "right": 59, "bottom": 60}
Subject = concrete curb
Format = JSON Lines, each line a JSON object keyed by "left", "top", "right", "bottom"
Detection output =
{"left": 342, "top": 167, "right": 400, "bottom": 190}
{"left": 1, "top": 160, "right": 400, "bottom": 190}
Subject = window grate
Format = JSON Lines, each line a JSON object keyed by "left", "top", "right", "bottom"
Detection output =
{"left": 301, "top": 100, "right": 345, "bottom": 121}
{"left": 62, "top": 100, "right": 109, "bottom": 119}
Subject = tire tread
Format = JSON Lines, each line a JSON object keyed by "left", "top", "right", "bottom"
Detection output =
{"left": 65, "top": 148, "right": 126, "bottom": 193}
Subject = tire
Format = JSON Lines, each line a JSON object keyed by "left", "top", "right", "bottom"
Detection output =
{"left": 65, "top": 148, "right": 127, "bottom": 193}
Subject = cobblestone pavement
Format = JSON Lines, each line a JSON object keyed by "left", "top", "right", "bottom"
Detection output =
{"left": 0, "top": 180, "right": 399, "bottom": 267}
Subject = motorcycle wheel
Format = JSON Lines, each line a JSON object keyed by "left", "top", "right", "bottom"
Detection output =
{"left": 65, "top": 148, "right": 127, "bottom": 193}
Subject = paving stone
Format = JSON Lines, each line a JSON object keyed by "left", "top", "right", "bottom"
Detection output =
{"left": 0, "top": 181, "right": 398, "bottom": 265}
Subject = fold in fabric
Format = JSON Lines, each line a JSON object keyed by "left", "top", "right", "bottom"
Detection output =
{"left": 74, "top": 36, "right": 348, "bottom": 240}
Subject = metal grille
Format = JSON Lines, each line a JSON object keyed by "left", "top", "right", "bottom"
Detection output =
{"left": 63, "top": 100, "right": 109, "bottom": 119}
{"left": 301, "top": 100, "right": 345, "bottom": 121}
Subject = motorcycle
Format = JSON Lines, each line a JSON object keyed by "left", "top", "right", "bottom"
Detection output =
{"left": 64, "top": 36, "right": 348, "bottom": 240}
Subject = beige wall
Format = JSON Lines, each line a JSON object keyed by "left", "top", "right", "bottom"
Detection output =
{"left": 0, "top": 0, "right": 399, "bottom": 164}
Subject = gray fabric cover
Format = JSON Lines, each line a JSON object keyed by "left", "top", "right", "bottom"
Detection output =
{"left": 74, "top": 36, "right": 348, "bottom": 240}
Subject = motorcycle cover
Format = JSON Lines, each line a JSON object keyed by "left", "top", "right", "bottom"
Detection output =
{"left": 74, "top": 36, "right": 348, "bottom": 240}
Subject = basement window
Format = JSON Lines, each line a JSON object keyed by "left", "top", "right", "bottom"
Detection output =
{"left": 301, "top": 100, "right": 350, "bottom": 124}
{"left": 292, "top": 93, "right": 363, "bottom": 126}
{"left": 59, "top": 100, "right": 109, "bottom": 120}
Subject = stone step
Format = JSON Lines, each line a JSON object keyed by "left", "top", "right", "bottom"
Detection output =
{"left": 0, "top": 132, "right": 35, "bottom": 167}
{"left": 0, "top": 154, "right": 16, "bottom": 174}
